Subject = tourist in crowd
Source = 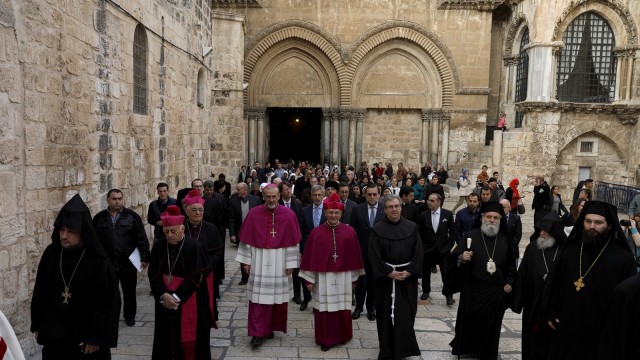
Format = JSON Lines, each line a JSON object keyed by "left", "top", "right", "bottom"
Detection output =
{"left": 549, "top": 185, "right": 569, "bottom": 219}
{"left": 504, "top": 178, "right": 522, "bottom": 214}
{"left": 452, "top": 169, "right": 471, "bottom": 213}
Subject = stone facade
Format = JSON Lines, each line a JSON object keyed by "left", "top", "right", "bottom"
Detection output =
{"left": 2, "top": 0, "right": 640, "bottom": 356}
{"left": 0, "top": 0, "right": 244, "bottom": 354}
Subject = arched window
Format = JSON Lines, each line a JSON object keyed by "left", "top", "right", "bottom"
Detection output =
{"left": 556, "top": 12, "right": 616, "bottom": 103}
{"left": 197, "top": 67, "right": 205, "bottom": 108}
{"left": 133, "top": 24, "right": 148, "bottom": 114}
{"left": 514, "top": 27, "right": 529, "bottom": 128}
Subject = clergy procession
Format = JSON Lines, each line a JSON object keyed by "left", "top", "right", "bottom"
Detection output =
{"left": 28, "top": 160, "right": 640, "bottom": 360}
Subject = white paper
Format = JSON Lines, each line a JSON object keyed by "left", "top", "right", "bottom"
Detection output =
{"left": 129, "top": 248, "right": 143, "bottom": 272}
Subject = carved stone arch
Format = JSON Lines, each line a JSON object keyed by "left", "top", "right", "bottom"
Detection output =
{"left": 552, "top": 0, "right": 638, "bottom": 45}
{"left": 243, "top": 20, "right": 347, "bottom": 106}
{"left": 560, "top": 129, "right": 626, "bottom": 160}
{"left": 346, "top": 21, "right": 462, "bottom": 108}
{"left": 504, "top": 13, "right": 529, "bottom": 58}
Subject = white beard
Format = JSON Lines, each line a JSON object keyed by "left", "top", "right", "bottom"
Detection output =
{"left": 481, "top": 222, "right": 499, "bottom": 237}
{"left": 536, "top": 236, "right": 556, "bottom": 250}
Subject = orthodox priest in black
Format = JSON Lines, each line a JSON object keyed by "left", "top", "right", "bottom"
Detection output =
{"left": 513, "top": 212, "right": 566, "bottom": 360}
{"left": 31, "top": 194, "right": 120, "bottom": 360}
{"left": 595, "top": 274, "right": 640, "bottom": 359}
{"left": 449, "top": 202, "right": 516, "bottom": 360}
{"left": 368, "top": 195, "right": 423, "bottom": 360}
{"left": 148, "top": 205, "right": 213, "bottom": 360}
{"left": 541, "top": 201, "right": 636, "bottom": 360}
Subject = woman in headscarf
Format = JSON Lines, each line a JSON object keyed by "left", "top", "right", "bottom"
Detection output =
{"left": 505, "top": 178, "right": 522, "bottom": 214}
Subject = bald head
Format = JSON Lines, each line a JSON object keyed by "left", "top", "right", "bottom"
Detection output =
{"left": 499, "top": 199, "right": 511, "bottom": 215}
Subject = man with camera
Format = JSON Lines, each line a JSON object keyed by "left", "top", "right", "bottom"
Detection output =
{"left": 621, "top": 213, "right": 640, "bottom": 273}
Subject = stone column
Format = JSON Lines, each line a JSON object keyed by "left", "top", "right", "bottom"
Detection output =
{"left": 440, "top": 113, "right": 450, "bottom": 168}
{"left": 525, "top": 42, "right": 563, "bottom": 102}
{"left": 331, "top": 109, "right": 340, "bottom": 166}
{"left": 349, "top": 111, "right": 357, "bottom": 165}
{"left": 503, "top": 56, "right": 518, "bottom": 103}
{"left": 614, "top": 52, "right": 623, "bottom": 101}
{"left": 492, "top": 129, "right": 503, "bottom": 171}
{"left": 245, "top": 107, "right": 263, "bottom": 163}
{"left": 355, "top": 111, "right": 364, "bottom": 167}
{"left": 322, "top": 108, "right": 332, "bottom": 165}
{"left": 340, "top": 109, "right": 350, "bottom": 169}
{"left": 257, "top": 114, "right": 264, "bottom": 163}
{"left": 421, "top": 110, "right": 431, "bottom": 166}
{"left": 430, "top": 111, "right": 440, "bottom": 166}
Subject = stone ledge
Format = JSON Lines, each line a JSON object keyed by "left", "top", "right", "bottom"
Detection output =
{"left": 437, "top": 0, "right": 506, "bottom": 11}
{"left": 515, "top": 101, "right": 640, "bottom": 125}
{"left": 212, "top": 0, "right": 261, "bottom": 8}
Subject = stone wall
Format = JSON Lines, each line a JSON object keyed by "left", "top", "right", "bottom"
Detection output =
{"left": 0, "top": 1, "right": 245, "bottom": 354}
{"left": 362, "top": 109, "right": 423, "bottom": 168}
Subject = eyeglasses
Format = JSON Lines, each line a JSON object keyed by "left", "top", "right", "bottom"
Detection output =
{"left": 189, "top": 208, "right": 204, "bottom": 213}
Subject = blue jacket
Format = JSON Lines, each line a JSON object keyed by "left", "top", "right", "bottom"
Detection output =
{"left": 454, "top": 207, "right": 481, "bottom": 245}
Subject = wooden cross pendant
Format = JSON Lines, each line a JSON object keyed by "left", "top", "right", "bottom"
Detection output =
{"left": 574, "top": 277, "right": 585, "bottom": 291}
{"left": 61, "top": 286, "right": 71, "bottom": 304}
{"left": 270, "top": 228, "right": 277, "bottom": 238}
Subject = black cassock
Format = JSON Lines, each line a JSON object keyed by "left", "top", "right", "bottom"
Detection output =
{"left": 512, "top": 242, "right": 560, "bottom": 360}
{"left": 149, "top": 236, "right": 212, "bottom": 360}
{"left": 448, "top": 228, "right": 516, "bottom": 360}
{"left": 368, "top": 217, "right": 423, "bottom": 360}
{"left": 203, "top": 194, "right": 228, "bottom": 279}
{"left": 541, "top": 238, "right": 635, "bottom": 360}
{"left": 595, "top": 274, "right": 640, "bottom": 359}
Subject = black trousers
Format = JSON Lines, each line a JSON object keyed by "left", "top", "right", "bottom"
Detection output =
{"left": 421, "top": 252, "right": 450, "bottom": 296}
{"left": 291, "top": 268, "right": 312, "bottom": 301}
{"left": 43, "top": 344, "right": 111, "bottom": 360}
{"left": 354, "top": 263, "right": 375, "bottom": 313}
{"left": 240, "top": 263, "right": 249, "bottom": 283}
{"left": 116, "top": 270, "right": 137, "bottom": 320}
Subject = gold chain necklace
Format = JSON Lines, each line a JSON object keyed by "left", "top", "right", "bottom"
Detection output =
{"left": 59, "top": 248, "right": 87, "bottom": 304}
{"left": 480, "top": 232, "right": 498, "bottom": 274}
{"left": 574, "top": 239, "right": 611, "bottom": 291}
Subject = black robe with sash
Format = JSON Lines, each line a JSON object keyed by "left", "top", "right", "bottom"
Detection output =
{"left": 448, "top": 228, "right": 516, "bottom": 359}
{"left": 148, "top": 235, "right": 212, "bottom": 360}
{"left": 368, "top": 217, "right": 423, "bottom": 360}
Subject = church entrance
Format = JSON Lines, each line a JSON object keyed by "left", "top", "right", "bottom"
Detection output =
{"left": 268, "top": 107, "right": 322, "bottom": 164}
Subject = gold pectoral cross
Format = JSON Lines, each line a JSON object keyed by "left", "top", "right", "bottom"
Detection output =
{"left": 61, "top": 286, "right": 71, "bottom": 304}
{"left": 574, "top": 277, "right": 585, "bottom": 291}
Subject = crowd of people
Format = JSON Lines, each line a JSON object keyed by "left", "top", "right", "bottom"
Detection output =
{"left": 26, "top": 158, "right": 640, "bottom": 360}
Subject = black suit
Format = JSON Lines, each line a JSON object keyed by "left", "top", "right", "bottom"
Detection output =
{"left": 295, "top": 203, "right": 327, "bottom": 302}
{"left": 228, "top": 194, "right": 260, "bottom": 282}
{"left": 279, "top": 198, "right": 302, "bottom": 221}
{"left": 503, "top": 212, "right": 523, "bottom": 259}
{"left": 350, "top": 201, "right": 384, "bottom": 313}
{"left": 204, "top": 193, "right": 229, "bottom": 290}
{"left": 417, "top": 207, "right": 455, "bottom": 296}
{"left": 341, "top": 199, "right": 357, "bottom": 224}
{"left": 401, "top": 202, "right": 418, "bottom": 223}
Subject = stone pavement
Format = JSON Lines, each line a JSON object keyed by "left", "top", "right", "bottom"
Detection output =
{"left": 30, "top": 198, "right": 530, "bottom": 360}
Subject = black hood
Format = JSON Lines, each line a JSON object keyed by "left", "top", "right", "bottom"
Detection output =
{"left": 566, "top": 200, "right": 627, "bottom": 245}
{"left": 52, "top": 194, "right": 108, "bottom": 259}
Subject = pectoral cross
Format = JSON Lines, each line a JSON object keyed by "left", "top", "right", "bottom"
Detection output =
{"left": 332, "top": 253, "right": 338, "bottom": 263}
{"left": 167, "top": 274, "right": 173, "bottom": 284}
{"left": 574, "top": 277, "right": 585, "bottom": 291}
{"left": 270, "top": 228, "right": 277, "bottom": 238}
{"left": 61, "top": 287, "right": 71, "bottom": 304}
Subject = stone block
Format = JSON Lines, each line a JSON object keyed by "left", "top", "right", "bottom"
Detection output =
{"left": 25, "top": 122, "right": 46, "bottom": 146}
{"left": 0, "top": 172, "right": 17, "bottom": 214}
{"left": 25, "top": 166, "right": 46, "bottom": 189}
{"left": 3, "top": 269, "right": 16, "bottom": 299}
{"left": 25, "top": 147, "right": 45, "bottom": 165}
{"left": 0, "top": 250, "right": 8, "bottom": 271}
{"left": 9, "top": 242, "right": 26, "bottom": 268}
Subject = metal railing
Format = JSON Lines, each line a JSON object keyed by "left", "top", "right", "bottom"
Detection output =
{"left": 593, "top": 181, "right": 640, "bottom": 214}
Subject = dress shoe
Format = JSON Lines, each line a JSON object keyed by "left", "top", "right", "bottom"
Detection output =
{"left": 367, "top": 312, "right": 376, "bottom": 321}
{"left": 299, "top": 301, "right": 309, "bottom": 311}
{"left": 266, "top": 331, "right": 274, "bottom": 339}
{"left": 238, "top": 279, "right": 248, "bottom": 285}
{"left": 292, "top": 296, "right": 302, "bottom": 305}
{"left": 446, "top": 296, "right": 456, "bottom": 306}
{"left": 125, "top": 318, "right": 135, "bottom": 326}
{"left": 431, "top": 266, "right": 437, "bottom": 273}
{"left": 250, "top": 337, "right": 263, "bottom": 347}
{"left": 420, "top": 292, "right": 429, "bottom": 300}
{"left": 352, "top": 309, "right": 362, "bottom": 320}
{"left": 321, "top": 345, "right": 332, "bottom": 351}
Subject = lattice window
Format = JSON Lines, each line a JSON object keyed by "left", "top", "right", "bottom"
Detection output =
{"left": 557, "top": 12, "right": 616, "bottom": 103}
{"left": 514, "top": 27, "right": 529, "bottom": 128}
{"left": 133, "top": 24, "right": 148, "bottom": 115}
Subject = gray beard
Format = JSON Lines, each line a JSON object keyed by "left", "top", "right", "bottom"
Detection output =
{"left": 481, "top": 223, "right": 499, "bottom": 237}
{"left": 536, "top": 236, "right": 556, "bottom": 250}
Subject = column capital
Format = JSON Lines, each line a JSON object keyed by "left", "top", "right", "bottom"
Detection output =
{"left": 245, "top": 106, "right": 266, "bottom": 120}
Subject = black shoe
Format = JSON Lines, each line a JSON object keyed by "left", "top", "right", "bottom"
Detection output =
{"left": 321, "top": 345, "right": 332, "bottom": 351}
{"left": 239, "top": 279, "right": 248, "bottom": 285}
{"left": 352, "top": 309, "right": 362, "bottom": 320}
{"left": 420, "top": 292, "right": 429, "bottom": 300}
{"left": 250, "top": 337, "right": 263, "bottom": 347}
{"left": 266, "top": 331, "right": 274, "bottom": 339}
{"left": 300, "top": 301, "right": 309, "bottom": 311}
{"left": 367, "top": 312, "right": 376, "bottom": 321}
{"left": 125, "top": 318, "right": 135, "bottom": 326}
{"left": 446, "top": 296, "right": 456, "bottom": 306}
{"left": 431, "top": 266, "right": 437, "bottom": 273}
{"left": 292, "top": 296, "right": 302, "bottom": 305}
